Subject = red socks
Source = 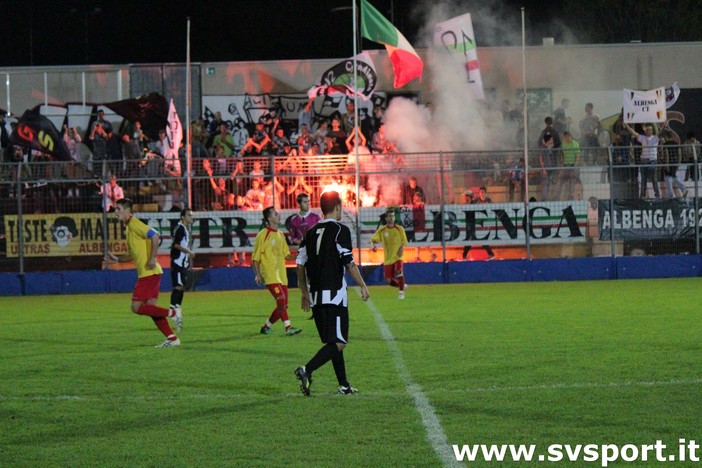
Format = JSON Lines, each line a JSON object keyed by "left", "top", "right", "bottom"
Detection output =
{"left": 152, "top": 317, "right": 175, "bottom": 337}
{"left": 137, "top": 304, "right": 170, "bottom": 318}
{"left": 136, "top": 304, "right": 174, "bottom": 337}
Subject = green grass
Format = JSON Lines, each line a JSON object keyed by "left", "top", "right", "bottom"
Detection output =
{"left": 1, "top": 279, "right": 700, "bottom": 467}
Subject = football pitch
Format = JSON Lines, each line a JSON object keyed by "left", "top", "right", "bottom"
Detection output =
{"left": 1, "top": 279, "right": 700, "bottom": 467}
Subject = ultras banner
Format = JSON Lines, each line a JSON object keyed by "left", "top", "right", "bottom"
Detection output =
{"left": 597, "top": 198, "right": 699, "bottom": 241}
{"left": 3, "top": 201, "right": 589, "bottom": 257}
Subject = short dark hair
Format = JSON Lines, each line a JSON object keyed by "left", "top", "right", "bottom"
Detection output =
{"left": 180, "top": 207, "right": 192, "bottom": 219}
{"left": 116, "top": 198, "right": 133, "bottom": 211}
{"left": 262, "top": 206, "right": 275, "bottom": 224}
{"left": 544, "top": 116, "right": 553, "bottom": 125}
{"left": 296, "top": 193, "right": 309, "bottom": 204}
{"left": 320, "top": 191, "right": 342, "bottom": 215}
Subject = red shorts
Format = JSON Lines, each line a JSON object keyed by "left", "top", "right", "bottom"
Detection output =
{"left": 132, "top": 274, "right": 162, "bottom": 303}
{"left": 267, "top": 284, "right": 288, "bottom": 307}
{"left": 383, "top": 260, "right": 404, "bottom": 281}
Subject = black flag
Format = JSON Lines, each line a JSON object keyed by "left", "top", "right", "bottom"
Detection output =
{"left": 104, "top": 93, "right": 169, "bottom": 140}
{"left": 10, "top": 109, "right": 72, "bottom": 161}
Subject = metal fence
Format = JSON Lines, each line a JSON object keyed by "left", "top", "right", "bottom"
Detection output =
{"left": 1, "top": 143, "right": 700, "bottom": 273}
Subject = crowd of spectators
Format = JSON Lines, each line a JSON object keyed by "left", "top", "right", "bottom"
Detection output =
{"left": 188, "top": 102, "right": 411, "bottom": 211}
{"left": 2, "top": 97, "right": 702, "bottom": 215}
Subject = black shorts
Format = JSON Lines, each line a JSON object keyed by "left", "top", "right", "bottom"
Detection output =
{"left": 170, "top": 264, "right": 188, "bottom": 288}
{"left": 312, "top": 305, "right": 349, "bottom": 344}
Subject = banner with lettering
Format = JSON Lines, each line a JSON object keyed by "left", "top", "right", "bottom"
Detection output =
{"left": 623, "top": 87, "right": 666, "bottom": 123}
{"left": 4, "top": 213, "right": 128, "bottom": 258}
{"left": 597, "top": 198, "right": 697, "bottom": 241}
{"left": 3, "top": 201, "right": 589, "bottom": 257}
{"left": 433, "top": 13, "right": 485, "bottom": 100}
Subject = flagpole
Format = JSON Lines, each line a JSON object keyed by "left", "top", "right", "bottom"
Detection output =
{"left": 352, "top": 0, "right": 363, "bottom": 268}
{"left": 521, "top": 7, "right": 531, "bottom": 259}
{"left": 186, "top": 17, "right": 193, "bottom": 209}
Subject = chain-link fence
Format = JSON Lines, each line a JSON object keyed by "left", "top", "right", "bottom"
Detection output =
{"left": 1, "top": 143, "right": 700, "bottom": 274}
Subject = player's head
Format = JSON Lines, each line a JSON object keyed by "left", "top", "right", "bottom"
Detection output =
{"left": 385, "top": 207, "right": 396, "bottom": 225}
{"left": 262, "top": 206, "right": 279, "bottom": 228}
{"left": 320, "top": 191, "right": 342, "bottom": 220}
{"left": 114, "top": 198, "right": 133, "bottom": 222}
{"left": 180, "top": 207, "right": 193, "bottom": 225}
{"left": 297, "top": 193, "right": 310, "bottom": 212}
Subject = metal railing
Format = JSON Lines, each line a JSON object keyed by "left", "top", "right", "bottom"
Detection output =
{"left": 1, "top": 143, "right": 700, "bottom": 274}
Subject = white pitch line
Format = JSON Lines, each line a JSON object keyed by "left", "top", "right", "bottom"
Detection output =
{"left": 362, "top": 296, "right": 460, "bottom": 468}
{"left": 2, "top": 378, "right": 699, "bottom": 403}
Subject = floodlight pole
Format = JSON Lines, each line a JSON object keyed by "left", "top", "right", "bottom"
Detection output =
{"left": 353, "top": 0, "right": 363, "bottom": 268}
{"left": 521, "top": 7, "right": 532, "bottom": 259}
{"left": 186, "top": 18, "right": 193, "bottom": 209}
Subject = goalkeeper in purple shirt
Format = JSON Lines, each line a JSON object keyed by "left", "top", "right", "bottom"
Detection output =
{"left": 288, "top": 193, "right": 321, "bottom": 246}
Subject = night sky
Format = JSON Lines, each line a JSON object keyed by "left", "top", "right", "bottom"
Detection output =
{"left": 0, "top": 0, "right": 552, "bottom": 67}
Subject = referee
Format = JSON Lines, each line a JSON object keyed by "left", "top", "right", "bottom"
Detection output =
{"left": 295, "top": 191, "right": 370, "bottom": 396}
{"left": 169, "top": 207, "right": 194, "bottom": 331}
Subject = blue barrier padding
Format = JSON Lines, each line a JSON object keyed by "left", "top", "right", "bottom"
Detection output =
{"left": 532, "top": 257, "right": 615, "bottom": 281}
{"left": 62, "top": 270, "right": 108, "bottom": 294}
{"left": 617, "top": 255, "right": 701, "bottom": 279}
{"left": 160, "top": 271, "right": 173, "bottom": 291}
{"left": 449, "top": 259, "right": 531, "bottom": 283}
{"left": 4, "top": 255, "right": 702, "bottom": 295}
{"left": 0, "top": 273, "right": 22, "bottom": 296}
{"left": 25, "top": 272, "right": 63, "bottom": 295}
{"left": 202, "top": 267, "right": 258, "bottom": 291}
{"left": 405, "top": 261, "right": 445, "bottom": 284}
{"left": 106, "top": 270, "right": 138, "bottom": 293}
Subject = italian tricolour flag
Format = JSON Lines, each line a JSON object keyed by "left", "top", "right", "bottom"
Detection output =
{"left": 360, "top": 0, "right": 423, "bottom": 88}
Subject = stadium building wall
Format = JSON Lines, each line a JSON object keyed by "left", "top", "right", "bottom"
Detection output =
{"left": 3, "top": 42, "right": 702, "bottom": 125}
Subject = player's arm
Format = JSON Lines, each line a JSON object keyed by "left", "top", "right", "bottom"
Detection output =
{"left": 288, "top": 218, "right": 301, "bottom": 245}
{"left": 296, "top": 244, "right": 311, "bottom": 311}
{"left": 252, "top": 260, "right": 263, "bottom": 286}
{"left": 398, "top": 228, "right": 408, "bottom": 258}
{"left": 296, "top": 264, "right": 311, "bottom": 311}
{"left": 173, "top": 243, "right": 194, "bottom": 258}
{"left": 146, "top": 232, "right": 160, "bottom": 270}
{"left": 345, "top": 262, "right": 369, "bottom": 302}
{"left": 105, "top": 251, "right": 132, "bottom": 263}
{"left": 370, "top": 229, "right": 381, "bottom": 252}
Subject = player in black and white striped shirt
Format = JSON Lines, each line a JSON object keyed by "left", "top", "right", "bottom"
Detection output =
{"left": 295, "top": 191, "right": 369, "bottom": 396}
{"left": 169, "top": 208, "right": 194, "bottom": 332}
